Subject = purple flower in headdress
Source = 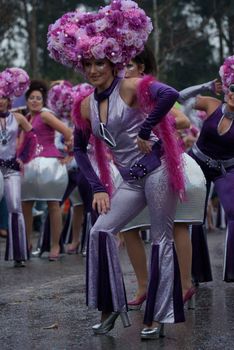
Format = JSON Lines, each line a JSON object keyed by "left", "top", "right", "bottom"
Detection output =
{"left": 0, "top": 67, "right": 29, "bottom": 99}
{"left": 219, "top": 55, "right": 234, "bottom": 94}
{"left": 47, "top": 80, "right": 74, "bottom": 119}
{"left": 47, "top": 0, "right": 153, "bottom": 72}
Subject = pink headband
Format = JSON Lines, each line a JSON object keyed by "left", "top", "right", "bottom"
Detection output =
{"left": 0, "top": 67, "right": 30, "bottom": 99}
{"left": 47, "top": 0, "right": 153, "bottom": 73}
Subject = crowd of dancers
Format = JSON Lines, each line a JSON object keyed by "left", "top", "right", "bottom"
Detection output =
{"left": 0, "top": 0, "right": 234, "bottom": 341}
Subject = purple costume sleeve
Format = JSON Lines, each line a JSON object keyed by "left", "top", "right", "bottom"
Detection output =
{"left": 73, "top": 127, "right": 107, "bottom": 193}
{"left": 138, "top": 82, "right": 179, "bottom": 140}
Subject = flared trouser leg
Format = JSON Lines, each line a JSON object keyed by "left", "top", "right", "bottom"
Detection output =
{"left": 143, "top": 166, "right": 184, "bottom": 324}
{"left": 4, "top": 173, "right": 28, "bottom": 261}
{"left": 88, "top": 181, "right": 147, "bottom": 312}
{"left": 214, "top": 169, "right": 234, "bottom": 282}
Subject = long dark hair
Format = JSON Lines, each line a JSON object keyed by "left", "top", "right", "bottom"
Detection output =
{"left": 25, "top": 80, "right": 48, "bottom": 107}
{"left": 132, "top": 45, "right": 158, "bottom": 76}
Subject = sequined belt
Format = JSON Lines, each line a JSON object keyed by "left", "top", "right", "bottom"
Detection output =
{"left": 0, "top": 157, "right": 20, "bottom": 171}
{"left": 118, "top": 142, "right": 162, "bottom": 181}
{"left": 192, "top": 144, "right": 234, "bottom": 175}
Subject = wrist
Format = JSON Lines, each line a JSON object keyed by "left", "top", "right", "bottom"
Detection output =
{"left": 138, "top": 129, "right": 151, "bottom": 140}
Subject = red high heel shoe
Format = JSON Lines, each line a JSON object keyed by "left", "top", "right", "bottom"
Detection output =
{"left": 183, "top": 286, "right": 196, "bottom": 309}
{"left": 66, "top": 242, "right": 80, "bottom": 255}
{"left": 128, "top": 293, "right": 147, "bottom": 310}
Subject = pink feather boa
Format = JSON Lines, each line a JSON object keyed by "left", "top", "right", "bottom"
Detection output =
{"left": 137, "top": 75, "right": 185, "bottom": 198}
{"left": 72, "top": 91, "right": 114, "bottom": 195}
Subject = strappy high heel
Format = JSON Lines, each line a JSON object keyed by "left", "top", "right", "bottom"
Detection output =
{"left": 141, "top": 323, "right": 164, "bottom": 340}
{"left": 128, "top": 293, "right": 147, "bottom": 310}
{"left": 92, "top": 311, "right": 131, "bottom": 335}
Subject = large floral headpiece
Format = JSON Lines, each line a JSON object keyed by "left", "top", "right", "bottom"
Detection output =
{"left": 0, "top": 67, "right": 30, "bottom": 99}
{"left": 47, "top": 80, "right": 73, "bottom": 119}
{"left": 47, "top": 0, "right": 153, "bottom": 73}
{"left": 219, "top": 55, "right": 234, "bottom": 94}
{"left": 47, "top": 81, "right": 94, "bottom": 119}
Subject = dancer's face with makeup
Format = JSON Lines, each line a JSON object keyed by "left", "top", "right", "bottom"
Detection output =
{"left": 27, "top": 90, "right": 43, "bottom": 114}
{"left": 226, "top": 84, "right": 234, "bottom": 110}
{"left": 83, "top": 58, "right": 114, "bottom": 92}
{"left": 125, "top": 60, "right": 145, "bottom": 78}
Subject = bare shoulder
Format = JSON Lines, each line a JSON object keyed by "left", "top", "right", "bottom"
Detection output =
{"left": 40, "top": 110, "right": 55, "bottom": 122}
{"left": 197, "top": 96, "right": 221, "bottom": 116}
{"left": 80, "top": 95, "right": 91, "bottom": 120}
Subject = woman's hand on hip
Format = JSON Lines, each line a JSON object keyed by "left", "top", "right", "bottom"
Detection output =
{"left": 137, "top": 136, "right": 152, "bottom": 154}
{"left": 92, "top": 192, "right": 110, "bottom": 214}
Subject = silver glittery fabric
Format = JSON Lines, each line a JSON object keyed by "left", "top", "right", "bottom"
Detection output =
{"left": 87, "top": 81, "right": 184, "bottom": 322}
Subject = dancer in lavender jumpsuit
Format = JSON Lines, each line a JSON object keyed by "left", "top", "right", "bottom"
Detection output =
{"left": 179, "top": 55, "right": 234, "bottom": 282}
{"left": 0, "top": 68, "right": 36, "bottom": 267}
{"left": 48, "top": 0, "right": 185, "bottom": 339}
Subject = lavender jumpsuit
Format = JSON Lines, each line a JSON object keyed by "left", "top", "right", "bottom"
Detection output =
{"left": 75, "top": 81, "right": 185, "bottom": 325}
{"left": 0, "top": 113, "right": 28, "bottom": 261}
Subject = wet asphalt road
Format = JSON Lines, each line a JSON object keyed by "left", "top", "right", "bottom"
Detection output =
{"left": 0, "top": 228, "right": 234, "bottom": 350}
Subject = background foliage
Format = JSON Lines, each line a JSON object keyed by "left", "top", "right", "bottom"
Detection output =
{"left": 0, "top": 0, "right": 233, "bottom": 88}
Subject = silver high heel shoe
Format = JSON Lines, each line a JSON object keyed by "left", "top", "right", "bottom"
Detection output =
{"left": 140, "top": 323, "right": 164, "bottom": 340}
{"left": 92, "top": 311, "right": 131, "bottom": 335}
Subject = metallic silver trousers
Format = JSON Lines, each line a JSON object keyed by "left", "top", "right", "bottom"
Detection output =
{"left": 1, "top": 167, "right": 28, "bottom": 261}
{"left": 87, "top": 163, "right": 185, "bottom": 324}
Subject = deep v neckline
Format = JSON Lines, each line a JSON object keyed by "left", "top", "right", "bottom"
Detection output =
{"left": 217, "top": 106, "right": 234, "bottom": 136}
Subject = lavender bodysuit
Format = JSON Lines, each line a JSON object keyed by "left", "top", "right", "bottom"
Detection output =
{"left": 0, "top": 112, "right": 27, "bottom": 261}
{"left": 77, "top": 80, "right": 185, "bottom": 325}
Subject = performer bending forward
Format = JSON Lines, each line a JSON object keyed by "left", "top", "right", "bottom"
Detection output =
{"left": 48, "top": 0, "right": 185, "bottom": 339}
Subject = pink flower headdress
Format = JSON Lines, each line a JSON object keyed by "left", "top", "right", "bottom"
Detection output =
{"left": 219, "top": 55, "right": 234, "bottom": 94}
{"left": 48, "top": 81, "right": 94, "bottom": 120}
{"left": 0, "top": 67, "right": 30, "bottom": 99}
{"left": 47, "top": 0, "right": 153, "bottom": 73}
{"left": 47, "top": 80, "right": 73, "bottom": 119}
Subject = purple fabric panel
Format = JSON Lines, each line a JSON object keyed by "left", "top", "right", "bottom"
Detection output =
{"left": 97, "top": 231, "right": 114, "bottom": 312}
{"left": 5, "top": 213, "right": 20, "bottom": 260}
{"left": 73, "top": 128, "right": 106, "bottom": 193}
{"left": 138, "top": 82, "right": 179, "bottom": 140}
{"left": 143, "top": 244, "right": 159, "bottom": 326}
{"left": 214, "top": 169, "right": 234, "bottom": 281}
{"left": 224, "top": 221, "right": 234, "bottom": 282}
{"left": 173, "top": 244, "right": 185, "bottom": 323}
{"left": 191, "top": 225, "right": 213, "bottom": 283}
{"left": 196, "top": 105, "right": 234, "bottom": 160}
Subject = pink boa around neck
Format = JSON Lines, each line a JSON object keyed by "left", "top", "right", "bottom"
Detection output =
{"left": 137, "top": 75, "right": 185, "bottom": 198}
{"left": 72, "top": 91, "right": 113, "bottom": 195}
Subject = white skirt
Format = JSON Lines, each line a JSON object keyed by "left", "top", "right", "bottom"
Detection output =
{"left": 21, "top": 157, "right": 68, "bottom": 201}
{"left": 118, "top": 152, "right": 206, "bottom": 232}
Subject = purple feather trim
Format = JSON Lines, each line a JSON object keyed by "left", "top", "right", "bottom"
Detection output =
{"left": 137, "top": 75, "right": 185, "bottom": 198}
{"left": 16, "top": 129, "right": 38, "bottom": 164}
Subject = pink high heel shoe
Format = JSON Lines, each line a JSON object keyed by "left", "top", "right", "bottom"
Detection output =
{"left": 66, "top": 243, "right": 80, "bottom": 255}
{"left": 128, "top": 293, "right": 147, "bottom": 310}
{"left": 183, "top": 286, "right": 196, "bottom": 309}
